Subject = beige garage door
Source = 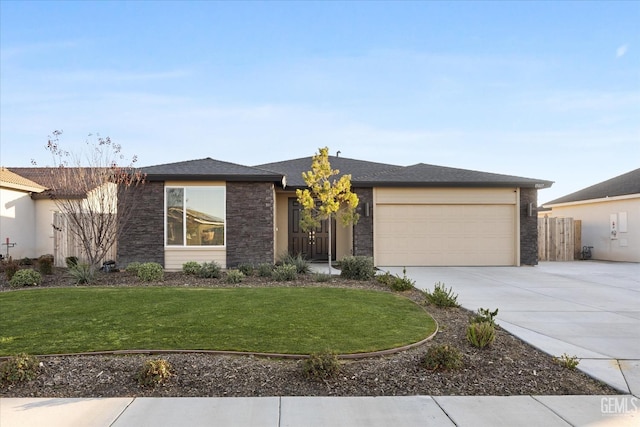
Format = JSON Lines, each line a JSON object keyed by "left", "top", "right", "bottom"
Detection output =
{"left": 374, "top": 189, "right": 517, "bottom": 266}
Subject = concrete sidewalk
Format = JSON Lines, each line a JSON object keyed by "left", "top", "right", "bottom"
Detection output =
{"left": 1, "top": 395, "right": 638, "bottom": 426}
{"left": 385, "top": 261, "right": 640, "bottom": 396}
{"left": 3, "top": 261, "right": 638, "bottom": 426}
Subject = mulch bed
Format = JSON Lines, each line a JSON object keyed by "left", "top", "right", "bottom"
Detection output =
{"left": 0, "top": 269, "right": 618, "bottom": 397}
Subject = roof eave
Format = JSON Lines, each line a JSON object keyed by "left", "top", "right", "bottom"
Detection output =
{"left": 543, "top": 193, "right": 640, "bottom": 208}
{"left": 0, "top": 183, "right": 46, "bottom": 193}
{"left": 352, "top": 181, "right": 553, "bottom": 189}
{"left": 145, "top": 174, "right": 284, "bottom": 182}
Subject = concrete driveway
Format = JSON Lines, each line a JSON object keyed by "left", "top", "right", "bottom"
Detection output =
{"left": 383, "top": 261, "right": 640, "bottom": 396}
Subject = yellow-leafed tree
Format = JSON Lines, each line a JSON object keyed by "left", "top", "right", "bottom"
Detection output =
{"left": 296, "top": 147, "right": 359, "bottom": 274}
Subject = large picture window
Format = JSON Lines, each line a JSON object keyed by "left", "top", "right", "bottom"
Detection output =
{"left": 165, "top": 186, "right": 225, "bottom": 246}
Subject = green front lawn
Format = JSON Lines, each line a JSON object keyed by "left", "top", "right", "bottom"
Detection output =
{"left": 0, "top": 287, "right": 435, "bottom": 356}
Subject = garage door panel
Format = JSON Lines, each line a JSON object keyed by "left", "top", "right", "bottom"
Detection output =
{"left": 375, "top": 204, "right": 515, "bottom": 266}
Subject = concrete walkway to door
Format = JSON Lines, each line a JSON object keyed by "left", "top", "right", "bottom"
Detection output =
{"left": 383, "top": 261, "right": 640, "bottom": 396}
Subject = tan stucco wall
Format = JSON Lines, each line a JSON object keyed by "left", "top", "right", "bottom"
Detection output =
{"left": 335, "top": 221, "right": 354, "bottom": 260}
{"left": 547, "top": 196, "right": 639, "bottom": 262}
{"left": 275, "top": 192, "right": 289, "bottom": 259}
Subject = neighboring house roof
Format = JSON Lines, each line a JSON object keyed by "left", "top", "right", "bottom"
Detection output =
{"left": 256, "top": 156, "right": 403, "bottom": 187}
{"left": 544, "top": 168, "right": 640, "bottom": 206}
{"left": 141, "top": 158, "right": 285, "bottom": 183}
{"left": 8, "top": 167, "right": 92, "bottom": 199}
{"left": 256, "top": 156, "right": 553, "bottom": 189}
{"left": 0, "top": 167, "right": 46, "bottom": 193}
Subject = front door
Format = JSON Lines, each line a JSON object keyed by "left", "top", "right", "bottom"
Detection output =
{"left": 288, "top": 198, "right": 335, "bottom": 261}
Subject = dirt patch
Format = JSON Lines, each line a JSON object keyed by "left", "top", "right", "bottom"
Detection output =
{"left": 0, "top": 269, "right": 617, "bottom": 397}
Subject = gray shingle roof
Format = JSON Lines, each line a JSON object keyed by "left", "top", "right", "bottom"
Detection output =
{"left": 544, "top": 168, "right": 640, "bottom": 206}
{"left": 355, "top": 163, "right": 553, "bottom": 188}
{"left": 141, "top": 158, "right": 284, "bottom": 182}
{"left": 256, "top": 156, "right": 403, "bottom": 187}
{"left": 256, "top": 157, "right": 553, "bottom": 189}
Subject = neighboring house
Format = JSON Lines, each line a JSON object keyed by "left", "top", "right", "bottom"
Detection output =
{"left": 543, "top": 168, "right": 640, "bottom": 263}
{"left": 4, "top": 167, "right": 117, "bottom": 266}
{"left": 0, "top": 167, "right": 46, "bottom": 259}
{"left": 117, "top": 156, "right": 552, "bottom": 270}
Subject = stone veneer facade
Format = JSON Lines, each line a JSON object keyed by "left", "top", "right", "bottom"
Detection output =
{"left": 520, "top": 187, "right": 539, "bottom": 265}
{"left": 226, "top": 181, "right": 275, "bottom": 267}
{"left": 352, "top": 187, "right": 374, "bottom": 257}
{"left": 117, "top": 181, "right": 165, "bottom": 267}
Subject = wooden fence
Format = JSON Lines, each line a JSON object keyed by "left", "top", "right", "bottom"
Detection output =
{"left": 53, "top": 212, "right": 117, "bottom": 267}
{"left": 537, "top": 217, "right": 581, "bottom": 261}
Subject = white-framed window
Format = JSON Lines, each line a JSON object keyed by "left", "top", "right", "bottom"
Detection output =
{"left": 165, "top": 186, "right": 225, "bottom": 247}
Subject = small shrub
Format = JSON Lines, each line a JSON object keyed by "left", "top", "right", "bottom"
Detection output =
{"left": 471, "top": 307, "right": 499, "bottom": 327}
{"left": 19, "top": 257, "right": 33, "bottom": 266}
{"left": 390, "top": 275, "right": 415, "bottom": 291}
{"left": 424, "top": 282, "right": 459, "bottom": 308}
{"left": 553, "top": 353, "right": 580, "bottom": 369}
{"left": 3, "top": 259, "right": 20, "bottom": 280}
{"left": 466, "top": 322, "right": 496, "bottom": 348}
{"left": 182, "top": 261, "right": 202, "bottom": 275}
{"left": 271, "top": 264, "right": 297, "bottom": 281}
{"left": 136, "top": 359, "right": 172, "bottom": 387}
{"left": 37, "top": 255, "right": 54, "bottom": 275}
{"left": 65, "top": 256, "right": 79, "bottom": 268}
{"left": 423, "top": 344, "right": 463, "bottom": 371}
{"left": 339, "top": 256, "right": 375, "bottom": 280}
{"left": 125, "top": 262, "right": 142, "bottom": 274}
{"left": 137, "top": 262, "right": 164, "bottom": 282}
{"left": 302, "top": 351, "right": 341, "bottom": 379}
{"left": 313, "top": 272, "right": 331, "bottom": 282}
{"left": 257, "top": 263, "right": 274, "bottom": 277}
{"left": 9, "top": 269, "right": 42, "bottom": 287}
{"left": 376, "top": 271, "right": 395, "bottom": 286}
{"left": 226, "top": 269, "right": 244, "bottom": 284}
{"left": 69, "top": 263, "right": 96, "bottom": 284}
{"left": 237, "top": 263, "right": 254, "bottom": 276}
{"left": 198, "top": 261, "right": 222, "bottom": 279}
{"left": 377, "top": 268, "right": 414, "bottom": 291}
{"left": 0, "top": 353, "right": 40, "bottom": 384}
{"left": 280, "top": 252, "right": 311, "bottom": 274}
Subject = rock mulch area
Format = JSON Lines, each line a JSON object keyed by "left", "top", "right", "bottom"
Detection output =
{"left": 0, "top": 269, "right": 617, "bottom": 397}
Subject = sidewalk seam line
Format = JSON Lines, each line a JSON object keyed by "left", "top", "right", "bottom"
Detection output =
{"left": 531, "top": 395, "right": 574, "bottom": 427}
{"left": 109, "top": 396, "right": 136, "bottom": 427}
{"left": 430, "top": 396, "right": 459, "bottom": 426}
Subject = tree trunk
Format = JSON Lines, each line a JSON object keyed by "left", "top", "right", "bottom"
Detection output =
{"left": 328, "top": 216, "right": 332, "bottom": 275}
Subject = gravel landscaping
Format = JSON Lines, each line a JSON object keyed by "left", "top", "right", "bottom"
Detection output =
{"left": 0, "top": 269, "right": 618, "bottom": 397}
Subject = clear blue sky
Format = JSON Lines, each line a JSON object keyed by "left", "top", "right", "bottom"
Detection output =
{"left": 1, "top": 1, "right": 638, "bottom": 204}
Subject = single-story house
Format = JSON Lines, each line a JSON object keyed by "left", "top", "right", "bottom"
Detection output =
{"left": 116, "top": 156, "right": 553, "bottom": 270}
{"left": 0, "top": 167, "right": 46, "bottom": 259}
{"left": 542, "top": 168, "right": 640, "bottom": 263}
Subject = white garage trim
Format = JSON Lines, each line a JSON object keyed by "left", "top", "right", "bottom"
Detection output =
{"left": 374, "top": 188, "right": 520, "bottom": 266}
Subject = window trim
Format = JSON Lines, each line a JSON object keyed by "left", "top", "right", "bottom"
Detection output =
{"left": 164, "top": 185, "right": 226, "bottom": 248}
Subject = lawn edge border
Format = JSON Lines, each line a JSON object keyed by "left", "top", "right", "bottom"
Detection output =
{"left": 0, "top": 322, "right": 438, "bottom": 361}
